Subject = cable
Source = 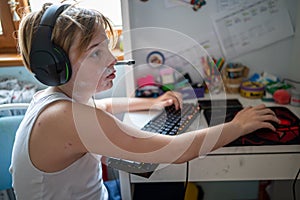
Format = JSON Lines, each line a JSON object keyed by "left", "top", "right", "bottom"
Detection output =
{"left": 91, "top": 95, "right": 97, "bottom": 108}
{"left": 293, "top": 168, "right": 300, "bottom": 200}
{"left": 282, "top": 78, "right": 300, "bottom": 85}
{"left": 183, "top": 161, "right": 189, "bottom": 199}
{"left": 93, "top": 95, "right": 190, "bottom": 199}
{"left": 92, "top": 96, "right": 121, "bottom": 198}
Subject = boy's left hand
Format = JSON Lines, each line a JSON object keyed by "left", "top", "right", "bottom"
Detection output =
{"left": 152, "top": 91, "right": 182, "bottom": 110}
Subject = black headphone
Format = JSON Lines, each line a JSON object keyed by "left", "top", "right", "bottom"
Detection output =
{"left": 29, "top": 4, "right": 72, "bottom": 86}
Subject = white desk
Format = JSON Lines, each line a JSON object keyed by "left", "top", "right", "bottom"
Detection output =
{"left": 118, "top": 94, "right": 300, "bottom": 200}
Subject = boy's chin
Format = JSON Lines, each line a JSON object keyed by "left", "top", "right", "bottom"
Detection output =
{"left": 97, "top": 82, "right": 113, "bottom": 92}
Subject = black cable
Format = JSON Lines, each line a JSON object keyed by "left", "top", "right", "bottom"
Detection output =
{"left": 282, "top": 78, "right": 300, "bottom": 85}
{"left": 183, "top": 161, "right": 189, "bottom": 199}
{"left": 293, "top": 168, "right": 300, "bottom": 200}
{"left": 92, "top": 95, "right": 121, "bottom": 195}
{"left": 92, "top": 95, "right": 97, "bottom": 108}
{"left": 92, "top": 96, "right": 121, "bottom": 198}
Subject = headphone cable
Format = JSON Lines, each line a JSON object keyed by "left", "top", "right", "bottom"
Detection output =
{"left": 92, "top": 95, "right": 121, "bottom": 197}
{"left": 92, "top": 95, "right": 191, "bottom": 199}
{"left": 92, "top": 95, "right": 97, "bottom": 108}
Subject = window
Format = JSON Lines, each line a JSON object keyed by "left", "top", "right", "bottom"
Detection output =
{"left": 30, "top": 0, "right": 122, "bottom": 27}
{"left": 29, "top": 0, "right": 124, "bottom": 60}
{"left": 0, "top": 21, "right": 3, "bottom": 35}
{"left": 0, "top": 0, "right": 123, "bottom": 67}
{"left": 0, "top": 0, "right": 29, "bottom": 66}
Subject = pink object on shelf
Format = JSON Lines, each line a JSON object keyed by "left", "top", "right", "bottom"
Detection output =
{"left": 137, "top": 75, "right": 156, "bottom": 87}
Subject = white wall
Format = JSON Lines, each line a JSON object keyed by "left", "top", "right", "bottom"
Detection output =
{"left": 126, "top": 0, "right": 299, "bottom": 85}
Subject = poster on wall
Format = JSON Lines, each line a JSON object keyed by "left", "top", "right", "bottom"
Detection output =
{"left": 212, "top": 0, "right": 294, "bottom": 59}
{"left": 216, "top": 0, "right": 260, "bottom": 12}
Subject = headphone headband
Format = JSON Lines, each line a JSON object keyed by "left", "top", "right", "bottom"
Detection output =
{"left": 29, "top": 4, "right": 72, "bottom": 86}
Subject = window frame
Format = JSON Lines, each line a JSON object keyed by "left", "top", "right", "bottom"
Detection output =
{"left": 0, "top": 0, "right": 124, "bottom": 67}
{"left": 0, "top": 0, "right": 29, "bottom": 67}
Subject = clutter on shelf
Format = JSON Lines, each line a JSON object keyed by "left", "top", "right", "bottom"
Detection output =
{"left": 241, "top": 72, "right": 300, "bottom": 106}
{"left": 222, "top": 62, "right": 249, "bottom": 94}
{"left": 135, "top": 72, "right": 204, "bottom": 99}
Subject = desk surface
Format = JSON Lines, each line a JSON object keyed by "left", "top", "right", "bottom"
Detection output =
{"left": 123, "top": 94, "right": 300, "bottom": 155}
{"left": 119, "top": 94, "right": 300, "bottom": 199}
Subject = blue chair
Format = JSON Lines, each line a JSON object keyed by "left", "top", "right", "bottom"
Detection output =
{"left": 0, "top": 103, "right": 29, "bottom": 199}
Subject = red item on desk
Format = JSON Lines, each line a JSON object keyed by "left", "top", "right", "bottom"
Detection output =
{"left": 273, "top": 89, "right": 291, "bottom": 104}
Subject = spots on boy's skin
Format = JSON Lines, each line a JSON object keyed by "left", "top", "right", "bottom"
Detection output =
{"left": 64, "top": 142, "right": 73, "bottom": 149}
{"left": 38, "top": 122, "right": 41, "bottom": 126}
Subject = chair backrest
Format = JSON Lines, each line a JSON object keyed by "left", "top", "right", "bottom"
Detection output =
{"left": 0, "top": 103, "right": 29, "bottom": 191}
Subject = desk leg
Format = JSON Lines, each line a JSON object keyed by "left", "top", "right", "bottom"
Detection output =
{"left": 119, "top": 171, "right": 132, "bottom": 200}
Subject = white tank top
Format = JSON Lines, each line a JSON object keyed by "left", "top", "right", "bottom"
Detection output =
{"left": 10, "top": 91, "right": 108, "bottom": 200}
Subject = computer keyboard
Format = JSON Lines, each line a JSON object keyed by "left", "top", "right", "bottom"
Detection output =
{"left": 106, "top": 103, "right": 201, "bottom": 177}
{"left": 141, "top": 103, "right": 200, "bottom": 135}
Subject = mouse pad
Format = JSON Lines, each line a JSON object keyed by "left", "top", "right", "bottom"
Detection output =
{"left": 204, "top": 106, "right": 300, "bottom": 146}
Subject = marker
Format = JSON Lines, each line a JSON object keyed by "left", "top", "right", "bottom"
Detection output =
{"left": 261, "top": 97, "right": 274, "bottom": 102}
{"left": 115, "top": 60, "right": 135, "bottom": 66}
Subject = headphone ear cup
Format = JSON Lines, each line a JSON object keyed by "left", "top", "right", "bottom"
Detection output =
{"left": 29, "top": 4, "right": 72, "bottom": 86}
{"left": 30, "top": 45, "right": 72, "bottom": 86}
{"left": 52, "top": 44, "right": 72, "bottom": 85}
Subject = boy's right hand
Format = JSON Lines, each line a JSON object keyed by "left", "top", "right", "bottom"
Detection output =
{"left": 230, "top": 104, "right": 280, "bottom": 137}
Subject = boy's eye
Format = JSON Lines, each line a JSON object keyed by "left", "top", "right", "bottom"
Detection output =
{"left": 91, "top": 50, "right": 100, "bottom": 58}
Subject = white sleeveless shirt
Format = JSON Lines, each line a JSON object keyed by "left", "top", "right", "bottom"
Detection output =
{"left": 10, "top": 91, "right": 108, "bottom": 200}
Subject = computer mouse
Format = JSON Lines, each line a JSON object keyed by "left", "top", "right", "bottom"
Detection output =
{"left": 266, "top": 120, "right": 280, "bottom": 130}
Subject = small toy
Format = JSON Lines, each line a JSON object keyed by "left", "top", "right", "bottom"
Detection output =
{"left": 192, "top": 0, "right": 207, "bottom": 11}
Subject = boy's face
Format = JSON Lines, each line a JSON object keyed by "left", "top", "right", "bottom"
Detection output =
{"left": 69, "top": 25, "right": 117, "bottom": 95}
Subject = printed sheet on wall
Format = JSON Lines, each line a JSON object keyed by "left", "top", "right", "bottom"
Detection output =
{"left": 212, "top": 0, "right": 294, "bottom": 59}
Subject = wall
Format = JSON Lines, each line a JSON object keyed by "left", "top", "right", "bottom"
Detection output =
{"left": 127, "top": 0, "right": 299, "bottom": 86}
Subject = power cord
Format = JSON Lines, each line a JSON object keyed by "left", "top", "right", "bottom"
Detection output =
{"left": 293, "top": 168, "right": 300, "bottom": 200}
{"left": 282, "top": 78, "right": 300, "bottom": 85}
{"left": 183, "top": 161, "right": 189, "bottom": 199}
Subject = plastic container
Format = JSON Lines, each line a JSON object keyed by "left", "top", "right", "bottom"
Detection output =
{"left": 290, "top": 89, "right": 300, "bottom": 106}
